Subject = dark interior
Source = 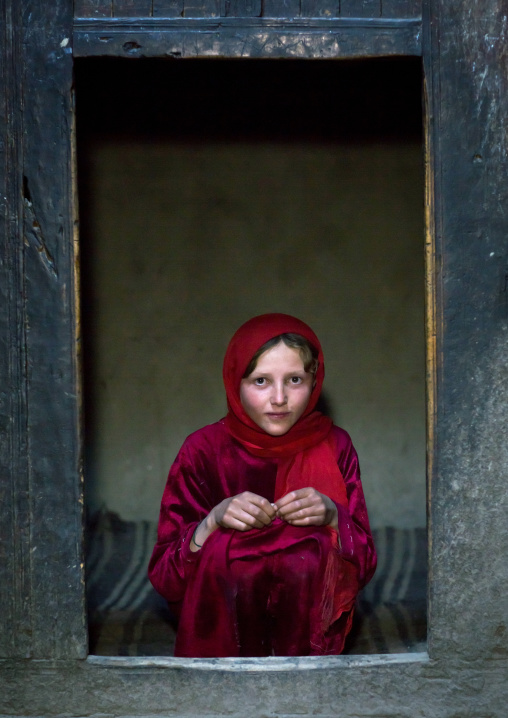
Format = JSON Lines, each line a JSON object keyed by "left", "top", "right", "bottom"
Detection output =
{"left": 76, "top": 56, "right": 426, "bottom": 656}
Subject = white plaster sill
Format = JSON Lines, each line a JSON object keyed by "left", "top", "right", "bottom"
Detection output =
{"left": 87, "top": 652, "right": 429, "bottom": 671}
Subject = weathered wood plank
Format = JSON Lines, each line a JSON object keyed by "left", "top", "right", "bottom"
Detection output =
{"left": 223, "top": 0, "right": 262, "bottom": 16}
{"left": 382, "top": 0, "right": 421, "bottom": 17}
{"left": 183, "top": 0, "right": 221, "bottom": 17}
{"left": 153, "top": 0, "right": 185, "bottom": 16}
{"left": 424, "top": 0, "right": 508, "bottom": 664}
{"left": 112, "top": 0, "right": 152, "bottom": 16}
{"left": 73, "top": 19, "right": 423, "bottom": 57}
{"left": 18, "top": 0, "right": 86, "bottom": 659}
{"left": 301, "top": 1, "right": 339, "bottom": 18}
{"left": 261, "top": 0, "right": 301, "bottom": 17}
{"left": 0, "top": 0, "right": 31, "bottom": 660}
{"left": 73, "top": 0, "right": 422, "bottom": 18}
{"left": 341, "top": 0, "right": 381, "bottom": 18}
{"left": 74, "top": 0, "right": 113, "bottom": 17}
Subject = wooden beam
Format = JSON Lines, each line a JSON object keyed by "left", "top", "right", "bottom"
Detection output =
{"left": 423, "top": 0, "right": 508, "bottom": 661}
{"left": 183, "top": 0, "right": 221, "bottom": 16}
{"left": 223, "top": 0, "right": 262, "bottom": 16}
{"left": 261, "top": 0, "right": 301, "bottom": 17}
{"left": 0, "top": 0, "right": 86, "bottom": 659}
{"left": 301, "top": 1, "right": 340, "bottom": 17}
{"left": 73, "top": 17, "right": 422, "bottom": 57}
{"left": 112, "top": 0, "right": 152, "bottom": 17}
{"left": 341, "top": 0, "right": 381, "bottom": 18}
{"left": 153, "top": 1, "right": 185, "bottom": 18}
{"left": 75, "top": 0, "right": 113, "bottom": 17}
{"left": 0, "top": 0, "right": 31, "bottom": 661}
{"left": 382, "top": 0, "right": 421, "bottom": 17}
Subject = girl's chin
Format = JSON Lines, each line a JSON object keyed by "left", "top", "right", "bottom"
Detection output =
{"left": 262, "top": 418, "right": 294, "bottom": 436}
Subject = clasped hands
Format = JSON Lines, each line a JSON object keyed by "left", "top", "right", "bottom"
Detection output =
{"left": 191, "top": 489, "right": 338, "bottom": 552}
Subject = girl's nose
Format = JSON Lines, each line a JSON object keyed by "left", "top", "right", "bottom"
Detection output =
{"left": 271, "top": 382, "right": 287, "bottom": 406}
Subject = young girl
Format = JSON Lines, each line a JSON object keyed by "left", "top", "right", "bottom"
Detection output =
{"left": 148, "top": 313, "right": 376, "bottom": 657}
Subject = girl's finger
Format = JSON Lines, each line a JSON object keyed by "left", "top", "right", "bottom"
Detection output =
{"left": 277, "top": 498, "right": 306, "bottom": 514}
{"left": 285, "top": 514, "right": 323, "bottom": 527}
{"left": 242, "top": 503, "right": 274, "bottom": 525}
{"left": 227, "top": 506, "right": 270, "bottom": 528}
{"left": 225, "top": 517, "right": 259, "bottom": 531}
{"left": 281, "top": 506, "right": 324, "bottom": 522}
{"left": 278, "top": 499, "right": 322, "bottom": 517}
{"left": 237, "top": 494, "right": 277, "bottom": 519}
{"left": 275, "top": 489, "right": 308, "bottom": 509}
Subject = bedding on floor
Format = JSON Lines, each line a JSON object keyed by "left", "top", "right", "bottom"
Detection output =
{"left": 86, "top": 511, "right": 427, "bottom": 656}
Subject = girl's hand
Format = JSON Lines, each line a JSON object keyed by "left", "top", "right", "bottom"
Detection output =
{"left": 274, "top": 488, "right": 338, "bottom": 529}
{"left": 212, "top": 492, "right": 277, "bottom": 531}
{"left": 190, "top": 492, "right": 276, "bottom": 551}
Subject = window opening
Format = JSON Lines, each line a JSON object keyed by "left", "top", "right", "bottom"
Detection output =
{"left": 76, "top": 56, "right": 426, "bottom": 658}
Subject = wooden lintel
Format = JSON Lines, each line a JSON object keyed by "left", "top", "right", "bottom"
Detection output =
{"left": 73, "top": 17, "right": 422, "bottom": 57}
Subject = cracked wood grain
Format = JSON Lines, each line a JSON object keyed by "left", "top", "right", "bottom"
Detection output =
{"left": 23, "top": 180, "right": 58, "bottom": 280}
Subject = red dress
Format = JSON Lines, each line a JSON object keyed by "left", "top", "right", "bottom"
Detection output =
{"left": 148, "top": 420, "right": 376, "bottom": 657}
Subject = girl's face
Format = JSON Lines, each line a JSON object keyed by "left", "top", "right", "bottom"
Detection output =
{"left": 239, "top": 341, "right": 314, "bottom": 436}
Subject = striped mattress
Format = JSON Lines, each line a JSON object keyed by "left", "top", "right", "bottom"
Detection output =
{"left": 86, "top": 512, "right": 427, "bottom": 656}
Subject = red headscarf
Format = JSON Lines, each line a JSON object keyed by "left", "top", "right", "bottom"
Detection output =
{"left": 223, "top": 313, "right": 348, "bottom": 507}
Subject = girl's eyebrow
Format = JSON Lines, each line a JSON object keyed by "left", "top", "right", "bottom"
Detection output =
{"left": 250, "top": 370, "right": 307, "bottom": 377}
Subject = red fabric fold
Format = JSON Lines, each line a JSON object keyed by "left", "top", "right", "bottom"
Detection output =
{"left": 175, "top": 520, "right": 352, "bottom": 656}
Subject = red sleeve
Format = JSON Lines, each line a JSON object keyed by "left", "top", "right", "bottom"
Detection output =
{"left": 332, "top": 426, "right": 377, "bottom": 589}
{"left": 147, "top": 431, "right": 216, "bottom": 608}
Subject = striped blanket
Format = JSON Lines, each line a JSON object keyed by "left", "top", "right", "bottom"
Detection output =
{"left": 86, "top": 512, "right": 426, "bottom": 656}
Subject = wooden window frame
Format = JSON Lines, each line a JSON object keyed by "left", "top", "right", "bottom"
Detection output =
{"left": 1, "top": 2, "right": 506, "bottom": 716}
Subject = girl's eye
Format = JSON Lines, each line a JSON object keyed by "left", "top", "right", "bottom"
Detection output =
{"left": 254, "top": 377, "right": 266, "bottom": 386}
{"left": 289, "top": 376, "right": 303, "bottom": 384}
